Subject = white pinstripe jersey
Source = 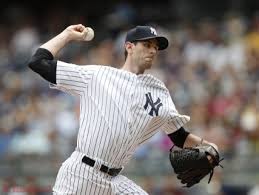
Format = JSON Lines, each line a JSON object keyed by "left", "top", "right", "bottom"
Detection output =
{"left": 51, "top": 61, "right": 190, "bottom": 168}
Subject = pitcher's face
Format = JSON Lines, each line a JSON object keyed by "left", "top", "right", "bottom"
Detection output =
{"left": 126, "top": 39, "right": 159, "bottom": 71}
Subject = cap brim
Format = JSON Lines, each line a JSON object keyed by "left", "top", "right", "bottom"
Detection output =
{"left": 134, "top": 36, "right": 169, "bottom": 50}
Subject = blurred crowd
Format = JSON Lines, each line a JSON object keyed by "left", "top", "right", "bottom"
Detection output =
{"left": 0, "top": 4, "right": 259, "bottom": 195}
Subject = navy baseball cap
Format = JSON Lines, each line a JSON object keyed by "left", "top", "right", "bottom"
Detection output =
{"left": 125, "top": 26, "right": 169, "bottom": 50}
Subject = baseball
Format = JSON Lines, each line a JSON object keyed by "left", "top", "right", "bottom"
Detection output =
{"left": 83, "top": 27, "right": 94, "bottom": 41}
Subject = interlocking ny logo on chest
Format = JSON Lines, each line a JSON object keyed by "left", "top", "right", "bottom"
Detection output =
{"left": 144, "top": 92, "right": 163, "bottom": 116}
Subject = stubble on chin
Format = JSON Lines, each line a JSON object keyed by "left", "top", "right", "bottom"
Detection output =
{"left": 136, "top": 58, "right": 153, "bottom": 73}
{"left": 144, "top": 60, "right": 153, "bottom": 69}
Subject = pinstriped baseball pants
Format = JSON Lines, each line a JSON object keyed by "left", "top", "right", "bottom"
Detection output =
{"left": 52, "top": 151, "right": 148, "bottom": 195}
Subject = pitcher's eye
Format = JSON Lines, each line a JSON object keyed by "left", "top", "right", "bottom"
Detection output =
{"left": 143, "top": 42, "right": 158, "bottom": 50}
{"left": 143, "top": 42, "right": 150, "bottom": 48}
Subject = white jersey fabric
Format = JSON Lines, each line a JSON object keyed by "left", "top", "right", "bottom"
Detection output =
{"left": 51, "top": 61, "right": 190, "bottom": 194}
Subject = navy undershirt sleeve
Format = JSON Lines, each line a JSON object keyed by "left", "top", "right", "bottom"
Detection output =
{"left": 168, "top": 127, "right": 190, "bottom": 148}
{"left": 28, "top": 48, "right": 57, "bottom": 84}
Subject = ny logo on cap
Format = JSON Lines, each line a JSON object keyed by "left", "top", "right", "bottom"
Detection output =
{"left": 150, "top": 27, "right": 157, "bottom": 35}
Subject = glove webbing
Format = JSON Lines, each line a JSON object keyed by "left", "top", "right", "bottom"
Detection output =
{"left": 208, "top": 158, "right": 224, "bottom": 183}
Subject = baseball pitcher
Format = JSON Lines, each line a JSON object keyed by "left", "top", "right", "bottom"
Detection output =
{"left": 28, "top": 24, "right": 222, "bottom": 194}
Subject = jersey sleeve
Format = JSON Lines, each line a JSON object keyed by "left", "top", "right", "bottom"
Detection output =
{"left": 50, "top": 61, "right": 99, "bottom": 96}
{"left": 163, "top": 96, "right": 190, "bottom": 134}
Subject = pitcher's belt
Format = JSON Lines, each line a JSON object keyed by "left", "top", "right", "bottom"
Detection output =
{"left": 82, "top": 156, "right": 122, "bottom": 177}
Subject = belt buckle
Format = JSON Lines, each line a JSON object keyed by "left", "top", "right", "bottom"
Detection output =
{"left": 100, "top": 165, "right": 109, "bottom": 174}
{"left": 100, "top": 165, "right": 119, "bottom": 177}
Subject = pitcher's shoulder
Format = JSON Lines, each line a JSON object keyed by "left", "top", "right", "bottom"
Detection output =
{"left": 138, "top": 74, "right": 168, "bottom": 91}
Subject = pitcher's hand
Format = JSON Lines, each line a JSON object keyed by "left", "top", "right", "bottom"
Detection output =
{"left": 63, "top": 24, "right": 90, "bottom": 42}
